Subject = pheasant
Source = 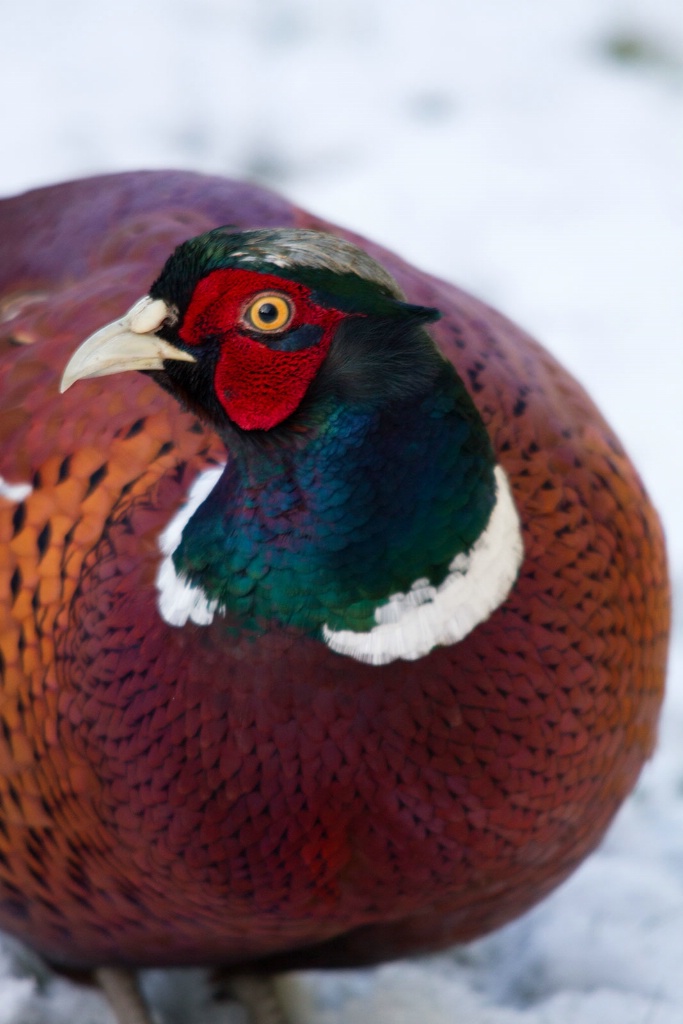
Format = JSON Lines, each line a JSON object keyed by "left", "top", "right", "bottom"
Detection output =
{"left": 0, "top": 171, "right": 669, "bottom": 1023}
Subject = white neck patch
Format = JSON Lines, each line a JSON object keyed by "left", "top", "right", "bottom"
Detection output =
{"left": 322, "top": 465, "right": 523, "bottom": 665}
{"left": 156, "top": 465, "right": 225, "bottom": 626}
{"left": 0, "top": 476, "right": 32, "bottom": 502}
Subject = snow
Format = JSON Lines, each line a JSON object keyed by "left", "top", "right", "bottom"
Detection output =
{"left": 1, "top": 0, "right": 682, "bottom": 1020}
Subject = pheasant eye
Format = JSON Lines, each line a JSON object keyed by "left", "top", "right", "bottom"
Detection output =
{"left": 244, "top": 293, "right": 293, "bottom": 333}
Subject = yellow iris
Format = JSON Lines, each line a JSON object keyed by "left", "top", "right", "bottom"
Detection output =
{"left": 244, "top": 293, "right": 293, "bottom": 333}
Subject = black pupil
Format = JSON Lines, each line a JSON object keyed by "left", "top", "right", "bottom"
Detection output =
{"left": 258, "top": 302, "right": 279, "bottom": 324}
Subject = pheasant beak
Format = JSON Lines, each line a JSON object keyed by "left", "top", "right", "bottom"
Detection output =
{"left": 60, "top": 295, "right": 196, "bottom": 393}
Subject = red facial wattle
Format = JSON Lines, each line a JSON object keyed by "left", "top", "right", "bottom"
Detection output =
{"left": 179, "top": 268, "right": 346, "bottom": 430}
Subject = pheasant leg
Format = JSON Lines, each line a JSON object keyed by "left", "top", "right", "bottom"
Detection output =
{"left": 229, "top": 974, "right": 294, "bottom": 1024}
{"left": 95, "top": 968, "right": 155, "bottom": 1024}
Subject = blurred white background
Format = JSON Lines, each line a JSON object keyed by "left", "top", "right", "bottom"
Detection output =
{"left": 0, "top": 2, "right": 681, "bottom": 1022}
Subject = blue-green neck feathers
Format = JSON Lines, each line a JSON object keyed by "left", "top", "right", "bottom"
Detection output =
{"left": 173, "top": 360, "right": 497, "bottom": 637}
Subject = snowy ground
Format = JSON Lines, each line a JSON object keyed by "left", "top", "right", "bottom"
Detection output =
{"left": 1, "top": 0, "right": 682, "bottom": 1021}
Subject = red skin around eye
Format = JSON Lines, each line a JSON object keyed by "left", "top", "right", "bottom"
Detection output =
{"left": 180, "top": 268, "right": 345, "bottom": 430}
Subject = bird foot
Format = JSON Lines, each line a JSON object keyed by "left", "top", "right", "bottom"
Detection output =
{"left": 95, "top": 967, "right": 156, "bottom": 1024}
{"left": 228, "top": 974, "right": 294, "bottom": 1024}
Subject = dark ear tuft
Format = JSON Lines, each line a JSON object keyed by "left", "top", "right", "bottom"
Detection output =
{"left": 395, "top": 302, "right": 442, "bottom": 324}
